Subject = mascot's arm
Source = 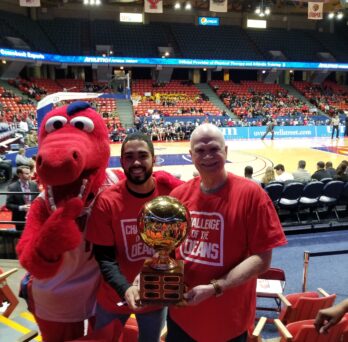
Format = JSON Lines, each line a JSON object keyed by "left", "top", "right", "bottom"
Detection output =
{"left": 153, "top": 170, "right": 184, "bottom": 190}
{"left": 16, "top": 197, "right": 83, "bottom": 279}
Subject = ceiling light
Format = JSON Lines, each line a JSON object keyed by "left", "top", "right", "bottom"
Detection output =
{"left": 185, "top": 2, "right": 192, "bottom": 10}
{"left": 255, "top": 1, "right": 271, "bottom": 17}
{"left": 336, "top": 12, "right": 344, "bottom": 20}
{"left": 174, "top": 2, "right": 181, "bottom": 9}
{"left": 328, "top": 12, "right": 335, "bottom": 19}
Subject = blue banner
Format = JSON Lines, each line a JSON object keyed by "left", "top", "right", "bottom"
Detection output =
{"left": 221, "top": 125, "right": 345, "bottom": 140}
{"left": 1, "top": 47, "right": 348, "bottom": 70}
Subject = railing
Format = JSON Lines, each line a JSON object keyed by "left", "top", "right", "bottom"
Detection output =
{"left": 302, "top": 250, "right": 348, "bottom": 291}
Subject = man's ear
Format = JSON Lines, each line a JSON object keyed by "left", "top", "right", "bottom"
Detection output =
{"left": 189, "top": 149, "right": 192, "bottom": 158}
{"left": 224, "top": 145, "right": 228, "bottom": 154}
{"left": 153, "top": 155, "right": 156, "bottom": 166}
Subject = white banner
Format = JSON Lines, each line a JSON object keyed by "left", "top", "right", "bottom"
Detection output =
{"left": 19, "top": 0, "right": 40, "bottom": 7}
{"left": 308, "top": 2, "right": 323, "bottom": 20}
{"left": 209, "top": 0, "right": 227, "bottom": 13}
{"left": 144, "top": 0, "right": 163, "bottom": 13}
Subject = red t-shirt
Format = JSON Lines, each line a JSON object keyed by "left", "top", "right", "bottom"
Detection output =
{"left": 86, "top": 177, "right": 178, "bottom": 314}
{"left": 169, "top": 173, "right": 287, "bottom": 341}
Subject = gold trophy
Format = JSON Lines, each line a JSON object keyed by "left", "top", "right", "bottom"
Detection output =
{"left": 137, "top": 196, "right": 191, "bottom": 304}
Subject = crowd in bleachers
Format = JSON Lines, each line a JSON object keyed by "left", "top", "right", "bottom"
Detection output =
{"left": 292, "top": 81, "right": 348, "bottom": 115}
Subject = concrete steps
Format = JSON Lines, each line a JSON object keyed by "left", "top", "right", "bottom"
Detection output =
{"left": 195, "top": 83, "right": 236, "bottom": 118}
{"left": 116, "top": 99, "right": 134, "bottom": 129}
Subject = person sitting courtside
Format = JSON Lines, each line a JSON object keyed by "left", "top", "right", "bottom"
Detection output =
{"left": 312, "top": 161, "right": 331, "bottom": 181}
{"left": 244, "top": 166, "right": 261, "bottom": 186}
{"left": 292, "top": 160, "right": 311, "bottom": 183}
{"left": 274, "top": 164, "right": 294, "bottom": 182}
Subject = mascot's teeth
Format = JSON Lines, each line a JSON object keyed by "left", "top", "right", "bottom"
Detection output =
{"left": 78, "top": 179, "right": 88, "bottom": 199}
{"left": 46, "top": 179, "right": 89, "bottom": 210}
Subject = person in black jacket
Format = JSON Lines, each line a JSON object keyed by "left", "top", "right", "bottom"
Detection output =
{"left": 6, "top": 165, "right": 39, "bottom": 231}
{"left": 311, "top": 161, "right": 331, "bottom": 181}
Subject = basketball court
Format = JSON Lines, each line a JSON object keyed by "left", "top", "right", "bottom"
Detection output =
{"left": 109, "top": 136, "right": 348, "bottom": 181}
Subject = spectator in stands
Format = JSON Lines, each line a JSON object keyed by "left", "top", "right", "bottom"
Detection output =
{"left": 292, "top": 160, "right": 311, "bottom": 183}
{"left": 331, "top": 113, "right": 340, "bottom": 139}
{"left": 6, "top": 166, "right": 39, "bottom": 231}
{"left": 261, "top": 166, "right": 276, "bottom": 186}
{"left": 244, "top": 166, "right": 261, "bottom": 186}
{"left": 19, "top": 117, "right": 29, "bottom": 135}
{"left": 274, "top": 164, "right": 294, "bottom": 182}
{"left": 24, "top": 131, "right": 38, "bottom": 147}
{"left": 325, "top": 161, "right": 337, "bottom": 179}
{"left": 312, "top": 161, "right": 331, "bottom": 181}
{"left": 15, "top": 148, "right": 34, "bottom": 168}
{"left": 334, "top": 163, "right": 348, "bottom": 182}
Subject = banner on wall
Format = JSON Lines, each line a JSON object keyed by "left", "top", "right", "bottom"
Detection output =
{"left": 19, "top": 0, "right": 40, "bottom": 7}
{"left": 209, "top": 0, "right": 227, "bottom": 12}
{"left": 144, "top": 0, "right": 163, "bottom": 13}
{"left": 308, "top": 2, "right": 323, "bottom": 20}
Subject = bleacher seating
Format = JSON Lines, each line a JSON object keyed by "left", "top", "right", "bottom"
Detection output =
{"left": 132, "top": 80, "right": 221, "bottom": 116}
{"left": 0, "top": 11, "right": 56, "bottom": 53}
{"left": 292, "top": 81, "right": 348, "bottom": 113}
{"left": 91, "top": 21, "right": 168, "bottom": 57}
{"left": 38, "top": 18, "right": 85, "bottom": 56}
{"left": 210, "top": 80, "right": 307, "bottom": 118}
{"left": 170, "top": 24, "right": 263, "bottom": 60}
{"left": 0, "top": 11, "right": 346, "bottom": 64}
{"left": 246, "top": 28, "right": 328, "bottom": 62}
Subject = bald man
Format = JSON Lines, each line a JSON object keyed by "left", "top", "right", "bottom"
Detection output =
{"left": 167, "top": 124, "right": 287, "bottom": 342}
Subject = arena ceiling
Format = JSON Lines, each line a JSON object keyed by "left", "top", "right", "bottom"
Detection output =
{"left": 36, "top": 0, "right": 345, "bottom": 14}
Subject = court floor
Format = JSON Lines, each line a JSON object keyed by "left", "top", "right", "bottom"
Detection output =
{"left": 109, "top": 136, "right": 348, "bottom": 181}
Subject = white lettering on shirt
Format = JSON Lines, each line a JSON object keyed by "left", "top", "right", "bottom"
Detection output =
{"left": 180, "top": 211, "right": 224, "bottom": 266}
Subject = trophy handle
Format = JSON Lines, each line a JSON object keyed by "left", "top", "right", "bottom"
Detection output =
{"left": 150, "top": 249, "right": 177, "bottom": 270}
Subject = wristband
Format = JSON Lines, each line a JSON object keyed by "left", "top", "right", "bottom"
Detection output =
{"left": 210, "top": 279, "right": 223, "bottom": 297}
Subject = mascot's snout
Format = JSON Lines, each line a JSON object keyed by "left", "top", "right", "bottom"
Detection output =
{"left": 37, "top": 143, "right": 85, "bottom": 185}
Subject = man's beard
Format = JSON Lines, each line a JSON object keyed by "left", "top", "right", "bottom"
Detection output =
{"left": 125, "top": 166, "right": 153, "bottom": 185}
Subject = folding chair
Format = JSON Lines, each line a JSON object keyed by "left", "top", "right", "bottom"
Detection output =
{"left": 256, "top": 267, "right": 286, "bottom": 313}
{"left": 278, "top": 288, "right": 336, "bottom": 326}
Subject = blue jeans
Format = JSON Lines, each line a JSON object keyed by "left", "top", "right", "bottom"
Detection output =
{"left": 95, "top": 303, "right": 167, "bottom": 342}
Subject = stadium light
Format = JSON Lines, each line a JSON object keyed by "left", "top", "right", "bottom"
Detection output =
{"left": 255, "top": 0, "right": 271, "bottom": 17}
{"left": 328, "top": 11, "right": 344, "bottom": 20}
{"left": 185, "top": 2, "right": 192, "bottom": 10}
{"left": 83, "top": 0, "right": 102, "bottom": 5}
{"left": 336, "top": 12, "right": 344, "bottom": 20}
{"left": 174, "top": 2, "right": 181, "bottom": 9}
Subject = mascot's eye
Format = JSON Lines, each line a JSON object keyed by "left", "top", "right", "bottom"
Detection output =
{"left": 70, "top": 116, "right": 95, "bottom": 133}
{"left": 45, "top": 116, "right": 68, "bottom": 133}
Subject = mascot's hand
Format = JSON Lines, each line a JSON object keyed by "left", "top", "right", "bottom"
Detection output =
{"left": 35, "top": 198, "right": 84, "bottom": 261}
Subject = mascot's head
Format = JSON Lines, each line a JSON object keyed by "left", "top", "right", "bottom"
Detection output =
{"left": 37, "top": 101, "right": 110, "bottom": 204}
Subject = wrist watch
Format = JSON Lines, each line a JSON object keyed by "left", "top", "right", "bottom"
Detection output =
{"left": 210, "top": 279, "right": 223, "bottom": 297}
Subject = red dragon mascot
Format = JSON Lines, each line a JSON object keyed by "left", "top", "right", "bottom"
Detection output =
{"left": 16, "top": 101, "right": 120, "bottom": 342}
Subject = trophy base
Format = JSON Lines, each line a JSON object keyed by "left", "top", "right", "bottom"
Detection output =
{"left": 140, "top": 259, "right": 184, "bottom": 304}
